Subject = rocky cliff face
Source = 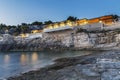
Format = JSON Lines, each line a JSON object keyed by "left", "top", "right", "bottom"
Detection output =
{"left": 1, "top": 29, "right": 120, "bottom": 51}
{"left": 72, "top": 31, "right": 120, "bottom": 50}
{"left": 0, "top": 34, "right": 15, "bottom": 51}
{"left": 44, "top": 30, "right": 120, "bottom": 50}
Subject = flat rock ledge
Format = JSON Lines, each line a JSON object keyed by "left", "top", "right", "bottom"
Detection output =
{"left": 7, "top": 51, "right": 120, "bottom": 80}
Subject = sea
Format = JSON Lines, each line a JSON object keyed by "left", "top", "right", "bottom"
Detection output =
{"left": 0, "top": 51, "right": 101, "bottom": 79}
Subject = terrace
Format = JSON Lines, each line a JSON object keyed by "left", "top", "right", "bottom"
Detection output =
{"left": 43, "top": 20, "right": 74, "bottom": 32}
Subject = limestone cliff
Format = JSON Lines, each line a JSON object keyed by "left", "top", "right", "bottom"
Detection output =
{"left": 1, "top": 29, "right": 120, "bottom": 51}
{"left": 60, "top": 30, "right": 120, "bottom": 50}
{"left": 0, "top": 34, "right": 15, "bottom": 51}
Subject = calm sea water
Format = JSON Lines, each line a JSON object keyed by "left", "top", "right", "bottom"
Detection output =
{"left": 0, "top": 51, "right": 99, "bottom": 79}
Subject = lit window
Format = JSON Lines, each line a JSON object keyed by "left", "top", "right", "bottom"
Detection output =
{"left": 54, "top": 23, "right": 59, "bottom": 28}
{"left": 60, "top": 22, "right": 65, "bottom": 27}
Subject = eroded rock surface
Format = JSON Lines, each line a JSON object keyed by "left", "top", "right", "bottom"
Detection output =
{"left": 1, "top": 29, "right": 120, "bottom": 51}
{"left": 7, "top": 51, "right": 120, "bottom": 80}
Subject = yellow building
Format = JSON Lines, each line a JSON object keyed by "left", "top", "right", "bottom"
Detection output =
{"left": 43, "top": 20, "right": 74, "bottom": 32}
{"left": 43, "top": 15, "right": 116, "bottom": 32}
{"left": 20, "top": 33, "right": 29, "bottom": 38}
{"left": 88, "top": 18, "right": 100, "bottom": 24}
{"left": 53, "top": 23, "right": 59, "bottom": 28}
{"left": 100, "top": 15, "right": 114, "bottom": 25}
{"left": 76, "top": 18, "right": 88, "bottom": 26}
{"left": 60, "top": 22, "right": 65, "bottom": 26}
{"left": 31, "top": 30, "right": 43, "bottom": 33}
{"left": 76, "top": 15, "right": 114, "bottom": 26}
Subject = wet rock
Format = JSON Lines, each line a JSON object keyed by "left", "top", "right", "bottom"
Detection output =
{"left": 97, "top": 59, "right": 120, "bottom": 69}
{"left": 101, "top": 69, "right": 120, "bottom": 80}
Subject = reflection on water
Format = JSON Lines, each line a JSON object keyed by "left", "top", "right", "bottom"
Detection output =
{"left": 20, "top": 54, "right": 27, "bottom": 65}
{"left": 0, "top": 51, "right": 102, "bottom": 79}
{"left": 20, "top": 52, "right": 39, "bottom": 66}
{"left": 31, "top": 52, "right": 38, "bottom": 62}
{"left": 4, "top": 55, "right": 10, "bottom": 64}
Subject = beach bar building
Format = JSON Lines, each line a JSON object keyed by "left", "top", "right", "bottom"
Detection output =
{"left": 43, "top": 20, "right": 75, "bottom": 33}
{"left": 43, "top": 15, "right": 118, "bottom": 33}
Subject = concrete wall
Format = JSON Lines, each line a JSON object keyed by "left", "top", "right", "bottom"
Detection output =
{"left": 43, "top": 26, "right": 73, "bottom": 33}
{"left": 28, "top": 33, "right": 42, "bottom": 39}
{"left": 75, "top": 23, "right": 103, "bottom": 31}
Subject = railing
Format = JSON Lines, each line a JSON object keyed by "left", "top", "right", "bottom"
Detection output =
{"left": 43, "top": 26, "right": 73, "bottom": 32}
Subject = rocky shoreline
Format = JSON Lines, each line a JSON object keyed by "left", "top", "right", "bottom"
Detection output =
{"left": 7, "top": 50, "right": 120, "bottom": 80}
{"left": 1, "top": 28, "right": 120, "bottom": 80}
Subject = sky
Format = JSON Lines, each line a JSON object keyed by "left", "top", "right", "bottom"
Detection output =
{"left": 0, "top": 0, "right": 120, "bottom": 25}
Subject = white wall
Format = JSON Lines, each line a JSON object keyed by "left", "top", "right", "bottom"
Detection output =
{"left": 43, "top": 26, "right": 73, "bottom": 32}
{"left": 28, "top": 33, "right": 42, "bottom": 39}
{"left": 75, "top": 23, "right": 103, "bottom": 31}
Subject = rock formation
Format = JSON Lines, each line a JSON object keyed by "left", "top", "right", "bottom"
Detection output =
{"left": 8, "top": 51, "right": 120, "bottom": 80}
{"left": 1, "top": 29, "right": 120, "bottom": 51}
{"left": 0, "top": 34, "right": 15, "bottom": 51}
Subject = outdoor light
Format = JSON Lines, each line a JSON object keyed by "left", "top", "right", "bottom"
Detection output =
{"left": 99, "top": 21, "right": 102, "bottom": 23}
{"left": 84, "top": 21, "right": 88, "bottom": 24}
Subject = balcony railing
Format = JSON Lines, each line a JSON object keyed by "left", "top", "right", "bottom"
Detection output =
{"left": 43, "top": 26, "right": 73, "bottom": 32}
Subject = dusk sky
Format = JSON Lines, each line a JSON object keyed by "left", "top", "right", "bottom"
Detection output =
{"left": 0, "top": 0, "right": 120, "bottom": 25}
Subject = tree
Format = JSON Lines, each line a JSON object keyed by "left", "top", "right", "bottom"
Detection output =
{"left": 31, "top": 21, "right": 43, "bottom": 25}
{"left": 67, "top": 16, "right": 77, "bottom": 21}
{"left": 21, "top": 23, "right": 28, "bottom": 26}
{"left": 16, "top": 25, "right": 22, "bottom": 34}
{"left": 20, "top": 23, "right": 29, "bottom": 33}
{"left": 44, "top": 20, "right": 53, "bottom": 25}
{"left": 0, "top": 24, "right": 8, "bottom": 33}
{"left": 113, "top": 14, "right": 119, "bottom": 21}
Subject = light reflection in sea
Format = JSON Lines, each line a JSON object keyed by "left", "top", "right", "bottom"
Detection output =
{"left": 4, "top": 55, "right": 10, "bottom": 64}
{"left": 0, "top": 50, "right": 102, "bottom": 79}
{"left": 20, "top": 54, "right": 27, "bottom": 65}
{"left": 31, "top": 52, "right": 38, "bottom": 63}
